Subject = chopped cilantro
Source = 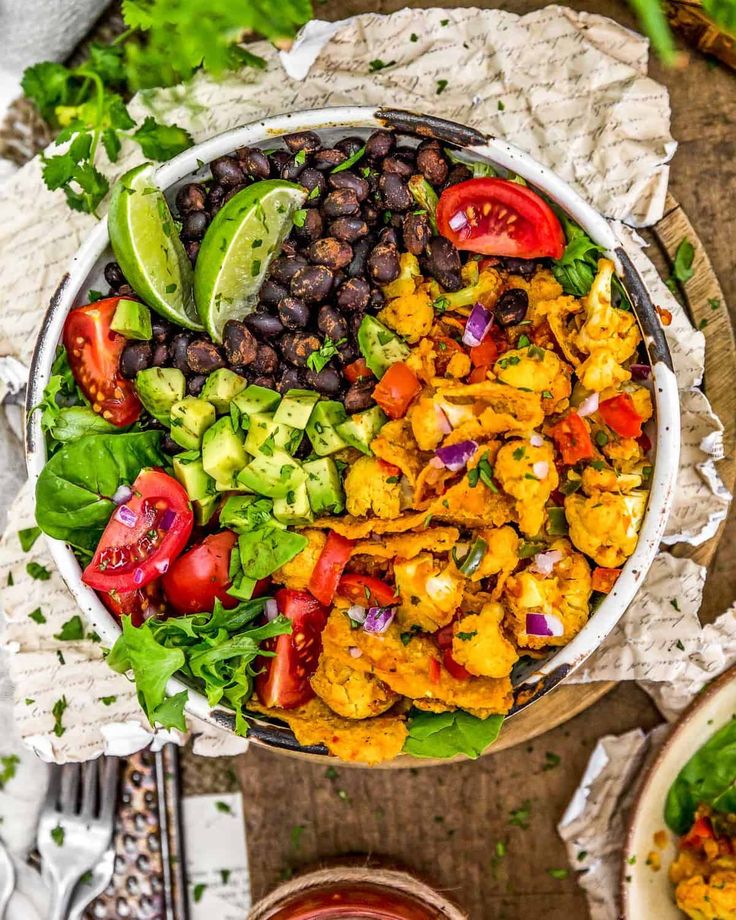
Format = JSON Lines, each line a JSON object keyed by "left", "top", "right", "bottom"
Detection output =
{"left": 26, "top": 562, "right": 51, "bottom": 581}
{"left": 215, "top": 800, "right": 233, "bottom": 815}
{"left": 51, "top": 824, "right": 65, "bottom": 847}
{"left": 29, "top": 608, "right": 46, "bottom": 624}
{"left": 52, "top": 696, "right": 68, "bottom": 737}
{"left": 436, "top": 79, "right": 449, "bottom": 94}
{"left": 18, "top": 527, "right": 41, "bottom": 552}
{"left": 509, "top": 800, "right": 531, "bottom": 829}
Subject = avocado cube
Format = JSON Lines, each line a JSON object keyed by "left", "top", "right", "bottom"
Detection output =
{"left": 172, "top": 451, "right": 216, "bottom": 502}
{"left": 237, "top": 449, "right": 305, "bottom": 498}
{"left": 243, "top": 413, "right": 300, "bottom": 457}
{"left": 357, "top": 315, "right": 410, "bottom": 378}
{"left": 202, "top": 417, "right": 247, "bottom": 486}
{"left": 220, "top": 495, "right": 260, "bottom": 529}
{"left": 232, "top": 384, "right": 281, "bottom": 418}
{"left": 135, "top": 367, "right": 186, "bottom": 426}
{"left": 170, "top": 397, "right": 216, "bottom": 450}
{"left": 306, "top": 400, "right": 349, "bottom": 456}
{"left": 200, "top": 369, "right": 247, "bottom": 414}
{"left": 273, "top": 480, "right": 313, "bottom": 525}
{"left": 193, "top": 494, "right": 218, "bottom": 526}
{"left": 336, "top": 406, "right": 388, "bottom": 455}
{"left": 273, "top": 389, "right": 320, "bottom": 430}
{"left": 110, "top": 299, "right": 152, "bottom": 340}
{"left": 304, "top": 457, "right": 345, "bottom": 516}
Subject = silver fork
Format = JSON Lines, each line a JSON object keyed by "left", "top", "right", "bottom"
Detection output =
{"left": 38, "top": 758, "right": 119, "bottom": 920}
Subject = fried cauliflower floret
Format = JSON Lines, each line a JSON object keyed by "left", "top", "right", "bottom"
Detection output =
{"left": 451, "top": 601, "right": 519, "bottom": 679}
{"left": 379, "top": 290, "right": 434, "bottom": 343}
{"left": 504, "top": 540, "right": 592, "bottom": 650}
{"left": 493, "top": 346, "right": 571, "bottom": 414}
{"left": 577, "top": 348, "right": 631, "bottom": 392}
{"left": 494, "top": 437, "right": 558, "bottom": 537}
{"left": 564, "top": 490, "right": 648, "bottom": 567}
{"left": 581, "top": 465, "right": 642, "bottom": 494}
{"left": 432, "top": 380, "right": 544, "bottom": 443}
{"left": 406, "top": 337, "right": 437, "bottom": 384}
{"left": 603, "top": 435, "right": 644, "bottom": 464}
{"left": 446, "top": 351, "right": 471, "bottom": 378}
{"left": 674, "top": 871, "right": 736, "bottom": 920}
{"left": 344, "top": 457, "right": 402, "bottom": 519}
{"left": 408, "top": 397, "right": 475, "bottom": 451}
{"left": 273, "top": 529, "right": 326, "bottom": 589}
{"left": 370, "top": 419, "right": 423, "bottom": 486}
{"left": 471, "top": 526, "right": 520, "bottom": 590}
{"left": 394, "top": 554, "right": 465, "bottom": 632}
{"left": 311, "top": 656, "right": 399, "bottom": 720}
{"left": 382, "top": 251, "right": 421, "bottom": 299}
{"left": 628, "top": 384, "right": 654, "bottom": 423}
{"left": 574, "top": 259, "right": 640, "bottom": 362}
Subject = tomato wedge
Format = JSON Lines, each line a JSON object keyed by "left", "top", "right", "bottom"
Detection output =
{"left": 101, "top": 581, "right": 165, "bottom": 627}
{"left": 598, "top": 393, "right": 644, "bottom": 439}
{"left": 372, "top": 361, "right": 422, "bottom": 419}
{"left": 344, "top": 358, "right": 374, "bottom": 384}
{"left": 470, "top": 336, "right": 499, "bottom": 368}
{"left": 549, "top": 411, "right": 595, "bottom": 465}
{"left": 337, "top": 574, "right": 399, "bottom": 608}
{"left": 591, "top": 566, "right": 621, "bottom": 594}
{"left": 63, "top": 297, "right": 141, "bottom": 427}
{"left": 255, "top": 589, "right": 329, "bottom": 710}
{"left": 682, "top": 816, "right": 714, "bottom": 849}
{"left": 82, "top": 469, "right": 193, "bottom": 593}
{"left": 436, "top": 178, "right": 565, "bottom": 259}
{"left": 163, "top": 531, "right": 239, "bottom": 615}
{"left": 308, "top": 532, "right": 355, "bottom": 605}
{"left": 433, "top": 336, "right": 465, "bottom": 376}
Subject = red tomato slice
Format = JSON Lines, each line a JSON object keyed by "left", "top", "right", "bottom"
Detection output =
{"left": 549, "top": 411, "right": 595, "bottom": 465}
{"left": 82, "top": 469, "right": 193, "bottom": 593}
{"left": 470, "top": 337, "right": 499, "bottom": 368}
{"left": 682, "top": 816, "right": 714, "bottom": 849}
{"left": 598, "top": 393, "right": 644, "bottom": 439}
{"left": 442, "top": 648, "right": 471, "bottom": 681}
{"left": 308, "top": 532, "right": 355, "bottom": 605}
{"left": 591, "top": 566, "right": 621, "bottom": 594}
{"left": 372, "top": 361, "right": 422, "bottom": 419}
{"left": 101, "top": 581, "right": 165, "bottom": 627}
{"left": 162, "top": 531, "right": 239, "bottom": 615}
{"left": 344, "top": 358, "right": 374, "bottom": 384}
{"left": 63, "top": 298, "right": 141, "bottom": 427}
{"left": 255, "top": 589, "right": 329, "bottom": 710}
{"left": 437, "top": 178, "right": 565, "bottom": 259}
{"left": 468, "top": 365, "right": 490, "bottom": 384}
{"left": 433, "top": 336, "right": 465, "bottom": 376}
{"left": 337, "top": 574, "right": 399, "bottom": 608}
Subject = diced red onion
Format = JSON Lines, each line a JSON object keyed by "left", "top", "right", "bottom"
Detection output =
{"left": 133, "top": 567, "right": 145, "bottom": 586}
{"left": 349, "top": 646, "right": 363, "bottom": 659}
{"left": 462, "top": 303, "right": 494, "bottom": 347}
{"left": 578, "top": 393, "right": 599, "bottom": 418}
{"left": 531, "top": 550, "right": 564, "bottom": 576}
{"left": 525, "top": 612, "right": 565, "bottom": 637}
{"left": 630, "top": 363, "right": 651, "bottom": 380}
{"left": 160, "top": 508, "right": 176, "bottom": 531}
{"left": 530, "top": 433, "right": 544, "bottom": 447}
{"left": 112, "top": 485, "right": 133, "bottom": 505}
{"left": 347, "top": 605, "right": 367, "bottom": 624}
{"left": 434, "top": 440, "right": 478, "bottom": 472}
{"left": 532, "top": 460, "right": 549, "bottom": 479}
{"left": 114, "top": 504, "right": 138, "bottom": 529}
{"left": 142, "top": 604, "right": 158, "bottom": 622}
{"left": 363, "top": 606, "right": 396, "bottom": 634}
{"left": 153, "top": 558, "right": 169, "bottom": 575}
{"left": 435, "top": 404, "right": 452, "bottom": 435}
{"left": 429, "top": 456, "right": 444, "bottom": 469}
{"left": 265, "top": 599, "right": 279, "bottom": 621}
{"left": 449, "top": 210, "right": 468, "bottom": 231}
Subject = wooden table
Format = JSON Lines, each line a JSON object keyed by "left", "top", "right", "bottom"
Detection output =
{"left": 227, "top": 4, "right": 736, "bottom": 917}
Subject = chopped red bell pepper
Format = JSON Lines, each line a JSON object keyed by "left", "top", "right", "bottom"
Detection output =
{"left": 549, "top": 411, "right": 595, "bottom": 465}
{"left": 682, "top": 816, "right": 714, "bottom": 849}
{"left": 468, "top": 364, "right": 490, "bottom": 384}
{"left": 344, "top": 358, "right": 374, "bottom": 384}
{"left": 337, "top": 573, "right": 399, "bottom": 608}
{"left": 428, "top": 657, "right": 442, "bottom": 684}
{"left": 308, "top": 531, "right": 355, "bottom": 605}
{"left": 598, "top": 393, "right": 644, "bottom": 439}
{"left": 591, "top": 566, "right": 621, "bottom": 594}
{"left": 470, "top": 336, "right": 499, "bottom": 368}
{"left": 372, "top": 362, "right": 422, "bottom": 419}
{"left": 442, "top": 648, "right": 471, "bottom": 681}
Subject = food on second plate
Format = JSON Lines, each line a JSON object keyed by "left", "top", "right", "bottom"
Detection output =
{"left": 33, "top": 127, "right": 656, "bottom": 763}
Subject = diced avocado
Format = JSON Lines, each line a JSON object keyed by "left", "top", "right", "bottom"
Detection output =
{"left": 202, "top": 417, "right": 247, "bottom": 486}
{"left": 170, "top": 397, "right": 216, "bottom": 450}
{"left": 273, "top": 480, "right": 313, "bottom": 525}
{"left": 214, "top": 474, "right": 249, "bottom": 492}
{"left": 244, "top": 413, "right": 300, "bottom": 456}
{"left": 232, "top": 384, "right": 281, "bottom": 418}
{"left": 193, "top": 494, "right": 218, "bottom": 526}
{"left": 110, "top": 299, "right": 152, "bottom": 340}
{"left": 172, "top": 451, "right": 216, "bottom": 502}
{"left": 237, "top": 449, "right": 305, "bottom": 498}
{"left": 336, "top": 406, "right": 388, "bottom": 455}
{"left": 273, "top": 389, "right": 320, "bottom": 430}
{"left": 304, "top": 457, "right": 345, "bottom": 516}
{"left": 306, "top": 400, "right": 348, "bottom": 456}
{"left": 357, "top": 315, "right": 410, "bottom": 378}
{"left": 135, "top": 367, "right": 186, "bottom": 425}
{"left": 220, "top": 495, "right": 259, "bottom": 528}
{"left": 200, "top": 369, "right": 247, "bottom": 413}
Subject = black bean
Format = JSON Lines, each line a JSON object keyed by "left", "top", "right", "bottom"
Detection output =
{"left": 313, "top": 148, "right": 347, "bottom": 171}
{"left": 344, "top": 380, "right": 376, "bottom": 413}
{"left": 293, "top": 433, "right": 313, "bottom": 459}
{"left": 328, "top": 171, "right": 369, "bottom": 201}
{"left": 416, "top": 139, "right": 449, "bottom": 185}
{"left": 305, "top": 367, "right": 342, "bottom": 395}
{"left": 270, "top": 255, "right": 308, "bottom": 286}
{"left": 378, "top": 226, "right": 399, "bottom": 247}
{"left": 252, "top": 375, "right": 276, "bottom": 389}
{"left": 118, "top": 284, "right": 135, "bottom": 297}
{"left": 318, "top": 304, "right": 348, "bottom": 341}
{"left": 223, "top": 320, "right": 258, "bottom": 365}
{"left": 120, "top": 342, "right": 152, "bottom": 378}
{"left": 298, "top": 167, "right": 326, "bottom": 197}
{"left": 187, "top": 374, "right": 206, "bottom": 396}
{"left": 259, "top": 278, "right": 288, "bottom": 306}
{"left": 175, "top": 183, "right": 207, "bottom": 214}
{"left": 184, "top": 241, "right": 200, "bottom": 264}
{"left": 496, "top": 289, "right": 530, "bottom": 326}
{"left": 236, "top": 146, "right": 271, "bottom": 179}
{"left": 207, "top": 185, "right": 226, "bottom": 214}
{"left": 338, "top": 341, "right": 358, "bottom": 364}
{"left": 151, "top": 343, "right": 169, "bottom": 367}
{"left": 336, "top": 277, "right": 371, "bottom": 312}
{"left": 104, "top": 262, "right": 126, "bottom": 290}
{"left": 499, "top": 257, "right": 539, "bottom": 280}
{"left": 424, "top": 236, "right": 462, "bottom": 290}
{"left": 381, "top": 155, "right": 414, "bottom": 179}
{"left": 362, "top": 202, "right": 381, "bottom": 226}
{"left": 369, "top": 289, "right": 385, "bottom": 311}
{"left": 252, "top": 344, "right": 280, "bottom": 376}
{"left": 223, "top": 183, "right": 247, "bottom": 205}
{"left": 283, "top": 131, "right": 321, "bottom": 153}
{"left": 368, "top": 241, "right": 400, "bottom": 284}
{"left": 278, "top": 296, "right": 311, "bottom": 330}
{"left": 349, "top": 312, "right": 366, "bottom": 338}
{"left": 211, "top": 156, "right": 243, "bottom": 187}
{"left": 395, "top": 144, "right": 418, "bottom": 163}
{"left": 443, "top": 163, "right": 473, "bottom": 189}
{"left": 181, "top": 210, "right": 208, "bottom": 241}
{"left": 278, "top": 366, "right": 305, "bottom": 393}
{"left": 170, "top": 333, "right": 193, "bottom": 375}
{"left": 402, "top": 211, "right": 431, "bottom": 255}
{"left": 366, "top": 130, "right": 394, "bottom": 160}
{"left": 270, "top": 150, "right": 292, "bottom": 173}
{"left": 161, "top": 433, "right": 183, "bottom": 455}
{"left": 336, "top": 136, "right": 365, "bottom": 157}
{"left": 294, "top": 208, "right": 324, "bottom": 242}
{"left": 290, "top": 264, "right": 334, "bottom": 303}
{"left": 186, "top": 340, "right": 225, "bottom": 374}
{"left": 244, "top": 311, "right": 285, "bottom": 339}
{"left": 280, "top": 332, "right": 321, "bottom": 367}
{"left": 329, "top": 216, "right": 369, "bottom": 243}
{"left": 307, "top": 237, "right": 353, "bottom": 271}
{"left": 379, "top": 173, "right": 413, "bottom": 211}
{"left": 347, "top": 238, "right": 371, "bottom": 277}
{"left": 323, "top": 188, "right": 360, "bottom": 218}
{"left": 151, "top": 317, "right": 172, "bottom": 344}
{"left": 280, "top": 157, "right": 305, "bottom": 182}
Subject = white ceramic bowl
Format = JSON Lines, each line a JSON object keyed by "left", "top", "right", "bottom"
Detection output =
{"left": 25, "top": 106, "right": 680, "bottom": 755}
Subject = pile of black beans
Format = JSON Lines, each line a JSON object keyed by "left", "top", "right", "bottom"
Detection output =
{"left": 110, "top": 128, "right": 537, "bottom": 415}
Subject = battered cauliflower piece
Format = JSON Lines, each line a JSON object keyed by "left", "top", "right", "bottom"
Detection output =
{"left": 542, "top": 296, "right": 586, "bottom": 366}
{"left": 494, "top": 437, "right": 559, "bottom": 536}
{"left": 627, "top": 384, "right": 654, "bottom": 423}
{"left": 493, "top": 345, "right": 571, "bottom": 414}
{"left": 273, "top": 529, "right": 326, "bottom": 589}
{"left": 394, "top": 554, "right": 465, "bottom": 631}
{"left": 382, "top": 251, "right": 421, "bottom": 299}
{"left": 379, "top": 290, "right": 434, "bottom": 343}
{"left": 352, "top": 527, "right": 459, "bottom": 560}
{"left": 603, "top": 435, "right": 644, "bottom": 464}
{"left": 344, "top": 456, "right": 402, "bottom": 519}
{"left": 451, "top": 601, "right": 519, "bottom": 679}
{"left": 311, "top": 656, "right": 399, "bottom": 720}
{"left": 674, "top": 871, "right": 736, "bottom": 920}
{"left": 408, "top": 396, "right": 475, "bottom": 451}
{"left": 471, "top": 526, "right": 520, "bottom": 590}
{"left": 370, "top": 419, "right": 423, "bottom": 486}
{"left": 429, "top": 475, "right": 516, "bottom": 530}
{"left": 581, "top": 465, "right": 642, "bottom": 494}
{"left": 405, "top": 337, "right": 437, "bottom": 385}
{"left": 574, "top": 259, "right": 640, "bottom": 362}
{"left": 577, "top": 348, "right": 631, "bottom": 392}
{"left": 564, "top": 490, "right": 648, "bottom": 567}
{"left": 437, "top": 266, "right": 503, "bottom": 311}
{"left": 431, "top": 380, "right": 544, "bottom": 443}
{"left": 446, "top": 351, "right": 471, "bottom": 378}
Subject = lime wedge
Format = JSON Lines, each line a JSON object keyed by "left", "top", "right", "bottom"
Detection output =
{"left": 108, "top": 164, "right": 202, "bottom": 331}
{"left": 194, "top": 180, "right": 307, "bottom": 342}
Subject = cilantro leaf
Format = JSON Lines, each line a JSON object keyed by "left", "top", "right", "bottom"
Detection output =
{"left": 133, "top": 116, "right": 194, "bottom": 161}
{"left": 21, "top": 62, "right": 74, "bottom": 120}
{"left": 0, "top": 755, "right": 20, "bottom": 789}
{"left": 403, "top": 710, "right": 504, "bottom": 758}
{"left": 18, "top": 527, "right": 41, "bottom": 552}
{"left": 52, "top": 696, "right": 68, "bottom": 737}
{"left": 307, "top": 336, "right": 346, "bottom": 374}
{"left": 54, "top": 616, "right": 85, "bottom": 642}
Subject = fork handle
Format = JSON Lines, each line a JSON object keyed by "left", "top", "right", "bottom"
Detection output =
{"left": 47, "top": 877, "right": 76, "bottom": 920}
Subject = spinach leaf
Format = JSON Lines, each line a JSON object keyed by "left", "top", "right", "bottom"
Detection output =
{"left": 403, "top": 710, "right": 504, "bottom": 759}
{"left": 45, "top": 406, "right": 122, "bottom": 444}
{"left": 665, "top": 717, "right": 736, "bottom": 835}
{"left": 237, "top": 528, "right": 308, "bottom": 580}
{"left": 666, "top": 237, "right": 695, "bottom": 293}
{"left": 35, "top": 430, "right": 163, "bottom": 551}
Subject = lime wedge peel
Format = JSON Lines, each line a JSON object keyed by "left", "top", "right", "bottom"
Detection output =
{"left": 194, "top": 179, "right": 307, "bottom": 342}
{"left": 108, "top": 164, "right": 202, "bottom": 331}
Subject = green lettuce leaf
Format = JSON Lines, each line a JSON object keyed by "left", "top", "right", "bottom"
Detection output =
{"left": 403, "top": 710, "right": 504, "bottom": 759}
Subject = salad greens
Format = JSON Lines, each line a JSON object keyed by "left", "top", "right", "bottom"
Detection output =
{"left": 403, "top": 710, "right": 504, "bottom": 759}
{"left": 34, "top": 430, "right": 164, "bottom": 552}
{"left": 107, "top": 600, "right": 292, "bottom": 733}
{"left": 551, "top": 215, "right": 604, "bottom": 297}
{"left": 665, "top": 717, "right": 736, "bottom": 835}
